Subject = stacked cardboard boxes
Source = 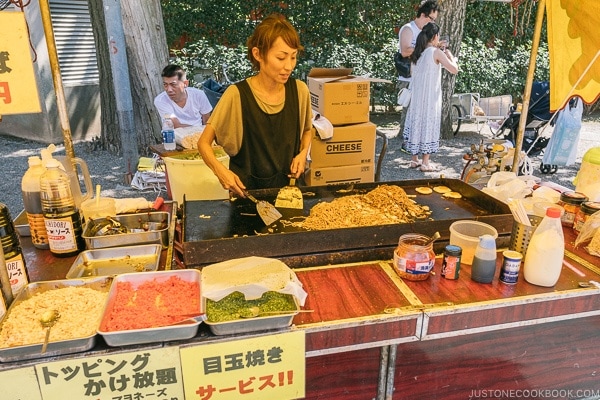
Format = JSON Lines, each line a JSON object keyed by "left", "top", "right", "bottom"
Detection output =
{"left": 306, "top": 68, "right": 376, "bottom": 186}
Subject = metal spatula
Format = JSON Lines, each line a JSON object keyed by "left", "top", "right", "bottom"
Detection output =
{"left": 244, "top": 191, "right": 282, "bottom": 226}
{"left": 275, "top": 178, "right": 304, "bottom": 209}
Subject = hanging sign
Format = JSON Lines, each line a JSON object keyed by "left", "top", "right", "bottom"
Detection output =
{"left": 0, "top": 11, "right": 41, "bottom": 115}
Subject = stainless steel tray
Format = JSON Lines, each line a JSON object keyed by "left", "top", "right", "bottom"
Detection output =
{"left": 83, "top": 211, "right": 170, "bottom": 249}
{"left": 98, "top": 270, "right": 202, "bottom": 346}
{"left": 0, "top": 277, "right": 112, "bottom": 362}
{"left": 65, "top": 244, "right": 162, "bottom": 279}
{"left": 203, "top": 297, "right": 299, "bottom": 336}
{"left": 13, "top": 209, "right": 30, "bottom": 237}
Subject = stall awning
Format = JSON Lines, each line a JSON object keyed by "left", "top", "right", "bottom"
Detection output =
{"left": 546, "top": 0, "right": 600, "bottom": 111}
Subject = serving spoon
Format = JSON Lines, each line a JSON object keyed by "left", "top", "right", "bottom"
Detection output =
{"left": 240, "top": 306, "right": 314, "bottom": 318}
{"left": 40, "top": 309, "right": 60, "bottom": 353}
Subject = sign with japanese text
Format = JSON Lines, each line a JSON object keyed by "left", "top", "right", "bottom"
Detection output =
{"left": 180, "top": 330, "right": 305, "bottom": 400}
{"left": 36, "top": 347, "right": 184, "bottom": 399}
{"left": 0, "top": 366, "right": 42, "bottom": 400}
{"left": 0, "top": 12, "right": 41, "bottom": 115}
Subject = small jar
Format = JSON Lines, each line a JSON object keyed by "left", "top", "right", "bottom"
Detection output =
{"left": 573, "top": 201, "right": 600, "bottom": 233}
{"left": 393, "top": 233, "right": 435, "bottom": 281}
{"left": 441, "top": 245, "right": 462, "bottom": 280}
{"left": 557, "top": 191, "right": 588, "bottom": 228}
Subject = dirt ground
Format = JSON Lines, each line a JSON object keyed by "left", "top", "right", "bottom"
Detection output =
{"left": 370, "top": 110, "right": 600, "bottom": 189}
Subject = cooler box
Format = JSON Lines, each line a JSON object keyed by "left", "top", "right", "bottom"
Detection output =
{"left": 574, "top": 147, "right": 600, "bottom": 201}
{"left": 163, "top": 147, "right": 230, "bottom": 204}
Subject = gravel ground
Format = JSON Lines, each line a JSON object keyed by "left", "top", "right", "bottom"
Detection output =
{"left": 1, "top": 111, "right": 599, "bottom": 219}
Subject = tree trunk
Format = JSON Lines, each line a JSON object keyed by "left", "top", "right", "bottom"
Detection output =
{"left": 87, "top": 0, "right": 168, "bottom": 154}
{"left": 439, "top": 0, "right": 468, "bottom": 139}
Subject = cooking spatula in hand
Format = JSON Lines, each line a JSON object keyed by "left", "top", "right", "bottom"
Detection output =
{"left": 275, "top": 178, "right": 304, "bottom": 209}
{"left": 244, "top": 190, "right": 282, "bottom": 226}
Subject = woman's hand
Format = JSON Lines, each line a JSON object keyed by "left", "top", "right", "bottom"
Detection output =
{"left": 214, "top": 167, "right": 246, "bottom": 198}
{"left": 289, "top": 150, "right": 309, "bottom": 179}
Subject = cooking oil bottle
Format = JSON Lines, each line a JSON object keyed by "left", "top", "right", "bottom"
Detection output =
{"left": 40, "top": 159, "right": 86, "bottom": 257}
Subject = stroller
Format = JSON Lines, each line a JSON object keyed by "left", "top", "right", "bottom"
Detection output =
{"left": 201, "top": 64, "right": 233, "bottom": 108}
{"left": 493, "top": 81, "right": 557, "bottom": 173}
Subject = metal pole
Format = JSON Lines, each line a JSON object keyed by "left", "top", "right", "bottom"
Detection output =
{"left": 38, "top": 0, "right": 75, "bottom": 160}
{"left": 511, "top": 0, "right": 546, "bottom": 173}
{"left": 102, "top": 0, "right": 139, "bottom": 182}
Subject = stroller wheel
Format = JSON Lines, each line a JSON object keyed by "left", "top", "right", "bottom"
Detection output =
{"left": 540, "top": 163, "right": 558, "bottom": 175}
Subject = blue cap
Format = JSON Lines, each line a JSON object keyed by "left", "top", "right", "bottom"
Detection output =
{"left": 478, "top": 234, "right": 496, "bottom": 249}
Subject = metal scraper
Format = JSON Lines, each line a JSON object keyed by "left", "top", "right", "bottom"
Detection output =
{"left": 275, "top": 178, "right": 304, "bottom": 209}
{"left": 244, "top": 190, "right": 282, "bottom": 226}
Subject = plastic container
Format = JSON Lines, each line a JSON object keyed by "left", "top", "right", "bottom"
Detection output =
{"left": 392, "top": 233, "right": 435, "bottom": 281}
{"left": 80, "top": 197, "right": 116, "bottom": 221}
{"left": 523, "top": 207, "right": 564, "bottom": 287}
{"left": 574, "top": 147, "right": 600, "bottom": 201}
{"left": 449, "top": 221, "right": 498, "bottom": 265}
{"left": 162, "top": 116, "right": 176, "bottom": 151}
{"left": 557, "top": 191, "right": 588, "bottom": 228}
{"left": 162, "top": 147, "right": 230, "bottom": 204}
{"left": 573, "top": 201, "right": 600, "bottom": 233}
{"left": 471, "top": 234, "right": 497, "bottom": 284}
{"left": 40, "top": 159, "right": 86, "bottom": 257}
{"left": 21, "top": 156, "right": 49, "bottom": 249}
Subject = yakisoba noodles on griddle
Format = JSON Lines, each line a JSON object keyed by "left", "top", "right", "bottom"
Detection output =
{"left": 299, "top": 185, "right": 431, "bottom": 230}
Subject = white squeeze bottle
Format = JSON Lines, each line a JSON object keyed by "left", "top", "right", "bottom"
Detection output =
{"left": 523, "top": 207, "right": 564, "bottom": 287}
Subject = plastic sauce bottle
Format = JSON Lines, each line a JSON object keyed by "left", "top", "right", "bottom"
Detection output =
{"left": 523, "top": 207, "right": 564, "bottom": 287}
{"left": 0, "top": 246, "right": 13, "bottom": 318}
{"left": 40, "top": 159, "right": 86, "bottom": 257}
{"left": 0, "top": 203, "right": 29, "bottom": 297}
{"left": 471, "top": 234, "right": 497, "bottom": 284}
{"left": 162, "top": 116, "right": 176, "bottom": 151}
{"left": 21, "top": 156, "right": 50, "bottom": 249}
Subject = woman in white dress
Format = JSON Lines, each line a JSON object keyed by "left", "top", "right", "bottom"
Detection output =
{"left": 402, "top": 22, "right": 458, "bottom": 172}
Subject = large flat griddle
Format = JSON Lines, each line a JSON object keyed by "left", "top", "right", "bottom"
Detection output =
{"left": 181, "top": 178, "right": 512, "bottom": 267}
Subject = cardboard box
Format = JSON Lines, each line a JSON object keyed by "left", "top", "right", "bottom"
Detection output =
{"left": 310, "top": 122, "right": 376, "bottom": 168}
{"left": 308, "top": 68, "right": 370, "bottom": 125}
{"left": 305, "top": 163, "right": 374, "bottom": 186}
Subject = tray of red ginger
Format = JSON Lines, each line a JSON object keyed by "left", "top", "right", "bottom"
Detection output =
{"left": 97, "top": 270, "right": 203, "bottom": 346}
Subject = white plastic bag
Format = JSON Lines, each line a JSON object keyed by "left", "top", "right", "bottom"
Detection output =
{"left": 542, "top": 98, "right": 583, "bottom": 166}
{"left": 397, "top": 87, "right": 411, "bottom": 108}
{"left": 481, "top": 172, "right": 533, "bottom": 203}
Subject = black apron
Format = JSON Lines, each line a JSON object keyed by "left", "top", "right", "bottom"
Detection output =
{"left": 231, "top": 78, "right": 301, "bottom": 189}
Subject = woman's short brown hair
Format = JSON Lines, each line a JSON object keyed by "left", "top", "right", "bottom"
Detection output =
{"left": 247, "top": 13, "right": 303, "bottom": 71}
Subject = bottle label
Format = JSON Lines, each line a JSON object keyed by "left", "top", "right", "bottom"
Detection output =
{"left": 5, "top": 253, "right": 28, "bottom": 296}
{"left": 162, "top": 129, "right": 175, "bottom": 144}
{"left": 45, "top": 216, "right": 78, "bottom": 253}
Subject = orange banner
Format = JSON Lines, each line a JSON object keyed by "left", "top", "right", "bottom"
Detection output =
{"left": 546, "top": 0, "right": 600, "bottom": 111}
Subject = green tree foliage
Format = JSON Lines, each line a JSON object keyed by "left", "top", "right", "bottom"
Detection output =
{"left": 163, "top": 0, "right": 548, "bottom": 109}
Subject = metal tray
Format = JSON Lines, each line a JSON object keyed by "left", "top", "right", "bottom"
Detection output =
{"left": 83, "top": 211, "right": 170, "bottom": 249}
{"left": 0, "top": 277, "right": 112, "bottom": 363}
{"left": 181, "top": 178, "right": 513, "bottom": 267}
{"left": 97, "top": 270, "right": 202, "bottom": 346}
{"left": 13, "top": 209, "right": 30, "bottom": 237}
{"left": 203, "top": 297, "right": 299, "bottom": 336}
{"left": 65, "top": 244, "right": 162, "bottom": 279}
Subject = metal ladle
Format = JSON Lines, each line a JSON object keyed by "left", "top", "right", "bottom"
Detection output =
{"left": 40, "top": 309, "right": 60, "bottom": 353}
{"left": 424, "top": 231, "right": 440, "bottom": 246}
{"left": 240, "top": 306, "right": 314, "bottom": 318}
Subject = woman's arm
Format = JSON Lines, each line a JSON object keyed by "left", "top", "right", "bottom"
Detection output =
{"left": 198, "top": 125, "right": 246, "bottom": 197}
{"left": 435, "top": 48, "right": 459, "bottom": 74}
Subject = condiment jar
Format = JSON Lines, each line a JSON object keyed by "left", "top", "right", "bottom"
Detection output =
{"left": 471, "top": 234, "right": 497, "bottom": 284}
{"left": 441, "top": 245, "right": 462, "bottom": 280}
{"left": 557, "top": 191, "right": 588, "bottom": 228}
{"left": 393, "top": 233, "right": 435, "bottom": 281}
{"left": 573, "top": 201, "right": 600, "bottom": 233}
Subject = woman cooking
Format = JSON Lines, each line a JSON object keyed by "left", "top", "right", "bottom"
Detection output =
{"left": 198, "top": 13, "right": 313, "bottom": 198}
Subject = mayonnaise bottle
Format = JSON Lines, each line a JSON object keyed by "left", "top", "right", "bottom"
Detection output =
{"left": 523, "top": 207, "right": 564, "bottom": 287}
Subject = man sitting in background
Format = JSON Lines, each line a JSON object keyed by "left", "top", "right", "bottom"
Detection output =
{"left": 154, "top": 64, "right": 213, "bottom": 128}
